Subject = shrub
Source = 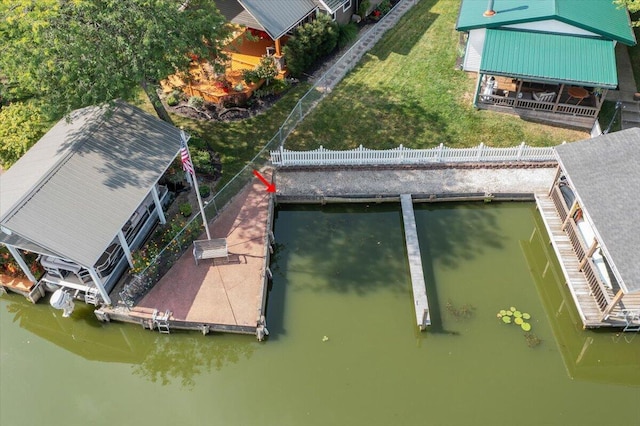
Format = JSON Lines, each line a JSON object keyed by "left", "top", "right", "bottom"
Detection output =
{"left": 282, "top": 14, "right": 339, "bottom": 76}
{"left": 338, "top": 22, "right": 358, "bottom": 49}
{"left": 199, "top": 184, "right": 211, "bottom": 199}
{"left": 166, "top": 93, "right": 179, "bottom": 106}
{"left": 179, "top": 202, "right": 192, "bottom": 217}
{"left": 188, "top": 95, "right": 205, "bottom": 109}
{"left": 255, "top": 56, "right": 278, "bottom": 86}
{"left": 190, "top": 147, "right": 216, "bottom": 176}
{"left": 242, "top": 68, "right": 261, "bottom": 85}
{"left": 358, "top": 0, "right": 370, "bottom": 18}
{"left": 377, "top": 0, "right": 392, "bottom": 16}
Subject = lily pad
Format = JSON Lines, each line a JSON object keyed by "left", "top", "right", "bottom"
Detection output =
{"left": 521, "top": 322, "right": 532, "bottom": 331}
{"left": 510, "top": 307, "right": 517, "bottom": 312}
{"left": 514, "top": 311, "right": 522, "bottom": 318}
{"left": 505, "top": 310, "right": 513, "bottom": 316}
{"left": 499, "top": 310, "right": 507, "bottom": 316}
{"left": 522, "top": 313, "right": 531, "bottom": 320}
{"left": 502, "top": 316, "right": 512, "bottom": 324}
{"left": 514, "top": 317, "right": 524, "bottom": 325}
{"left": 497, "top": 313, "right": 503, "bottom": 318}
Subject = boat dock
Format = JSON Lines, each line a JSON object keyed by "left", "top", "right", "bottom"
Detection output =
{"left": 400, "top": 194, "right": 430, "bottom": 330}
{"left": 96, "top": 172, "right": 275, "bottom": 339}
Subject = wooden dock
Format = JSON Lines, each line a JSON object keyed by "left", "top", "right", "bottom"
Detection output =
{"left": 96, "top": 173, "right": 274, "bottom": 339}
{"left": 400, "top": 194, "right": 430, "bottom": 330}
{"left": 535, "top": 194, "right": 640, "bottom": 328}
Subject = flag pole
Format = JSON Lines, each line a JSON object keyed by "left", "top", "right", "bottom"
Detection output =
{"left": 181, "top": 130, "right": 211, "bottom": 240}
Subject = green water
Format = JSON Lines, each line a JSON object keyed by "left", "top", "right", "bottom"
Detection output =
{"left": 1, "top": 202, "right": 638, "bottom": 426}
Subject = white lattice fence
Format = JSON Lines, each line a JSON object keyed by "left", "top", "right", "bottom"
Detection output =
{"left": 270, "top": 143, "right": 556, "bottom": 166}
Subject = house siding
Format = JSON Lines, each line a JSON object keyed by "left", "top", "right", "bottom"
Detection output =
{"left": 463, "top": 28, "right": 485, "bottom": 73}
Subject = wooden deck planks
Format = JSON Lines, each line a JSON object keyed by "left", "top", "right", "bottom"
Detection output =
{"left": 535, "top": 194, "right": 606, "bottom": 327}
{"left": 400, "top": 194, "right": 430, "bottom": 329}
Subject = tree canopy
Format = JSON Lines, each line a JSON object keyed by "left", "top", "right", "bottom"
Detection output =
{"left": 0, "top": 0, "right": 232, "bottom": 121}
{"left": 616, "top": 0, "right": 640, "bottom": 26}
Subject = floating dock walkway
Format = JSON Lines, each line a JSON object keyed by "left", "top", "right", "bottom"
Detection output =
{"left": 400, "top": 194, "right": 430, "bottom": 330}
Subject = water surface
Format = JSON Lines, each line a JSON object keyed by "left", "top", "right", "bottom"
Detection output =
{"left": 1, "top": 202, "right": 638, "bottom": 425}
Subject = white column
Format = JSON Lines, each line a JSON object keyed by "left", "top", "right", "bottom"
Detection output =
{"left": 117, "top": 230, "right": 134, "bottom": 268}
{"left": 87, "top": 268, "right": 111, "bottom": 306}
{"left": 6, "top": 245, "right": 37, "bottom": 283}
{"left": 151, "top": 186, "right": 166, "bottom": 225}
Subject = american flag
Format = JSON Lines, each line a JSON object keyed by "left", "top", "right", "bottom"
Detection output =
{"left": 180, "top": 133, "right": 194, "bottom": 175}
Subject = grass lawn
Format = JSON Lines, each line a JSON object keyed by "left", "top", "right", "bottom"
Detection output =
{"left": 134, "top": 83, "right": 310, "bottom": 186}
{"left": 285, "top": 0, "right": 589, "bottom": 151}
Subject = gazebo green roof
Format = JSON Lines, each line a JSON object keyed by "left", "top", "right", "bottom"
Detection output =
{"left": 456, "top": 0, "right": 636, "bottom": 46}
{"left": 480, "top": 29, "right": 618, "bottom": 88}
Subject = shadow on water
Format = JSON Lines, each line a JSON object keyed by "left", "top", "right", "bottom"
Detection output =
{"left": 272, "top": 203, "right": 411, "bottom": 295}
{"left": 1, "top": 294, "right": 257, "bottom": 389}
{"left": 414, "top": 202, "right": 503, "bottom": 269}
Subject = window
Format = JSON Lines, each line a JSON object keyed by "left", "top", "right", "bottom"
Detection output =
{"left": 343, "top": 0, "right": 352, "bottom": 13}
{"left": 331, "top": 12, "right": 336, "bottom": 21}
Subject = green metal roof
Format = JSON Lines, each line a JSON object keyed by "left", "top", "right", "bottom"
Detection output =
{"left": 480, "top": 29, "right": 618, "bottom": 88}
{"left": 238, "top": 0, "right": 317, "bottom": 40}
{"left": 456, "top": 0, "right": 636, "bottom": 46}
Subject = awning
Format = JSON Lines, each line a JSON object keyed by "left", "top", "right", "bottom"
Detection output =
{"left": 480, "top": 29, "right": 618, "bottom": 89}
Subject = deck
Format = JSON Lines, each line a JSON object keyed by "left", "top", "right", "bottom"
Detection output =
{"left": 400, "top": 194, "right": 430, "bottom": 329}
{"left": 535, "top": 194, "right": 640, "bottom": 329}
{"left": 161, "top": 29, "right": 285, "bottom": 104}
{"left": 97, "top": 173, "right": 274, "bottom": 338}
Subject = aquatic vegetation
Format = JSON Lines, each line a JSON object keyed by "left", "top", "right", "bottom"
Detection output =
{"left": 497, "top": 306, "right": 537, "bottom": 344}
{"left": 446, "top": 299, "right": 476, "bottom": 320}
{"left": 524, "top": 332, "right": 542, "bottom": 348}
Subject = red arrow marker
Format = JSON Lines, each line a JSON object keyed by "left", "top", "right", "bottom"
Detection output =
{"left": 253, "top": 170, "right": 276, "bottom": 193}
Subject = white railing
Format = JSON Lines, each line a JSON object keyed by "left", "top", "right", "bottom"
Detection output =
{"left": 271, "top": 142, "right": 556, "bottom": 167}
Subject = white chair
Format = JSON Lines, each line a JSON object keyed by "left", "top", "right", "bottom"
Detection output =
{"left": 533, "top": 92, "right": 555, "bottom": 102}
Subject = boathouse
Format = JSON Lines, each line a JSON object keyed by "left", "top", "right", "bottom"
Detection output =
{"left": 535, "top": 128, "right": 640, "bottom": 330}
{"left": 0, "top": 101, "right": 183, "bottom": 306}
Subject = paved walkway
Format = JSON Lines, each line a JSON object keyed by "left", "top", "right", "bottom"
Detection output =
{"left": 606, "top": 43, "right": 639, "bottom": 130}
{"left": 138, "top": 171, "right": 272, "bottom": 329}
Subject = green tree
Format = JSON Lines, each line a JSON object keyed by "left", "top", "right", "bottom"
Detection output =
{"left": 615, "top": 0, "right": 640, "bottom": 26}
{"left": 283, "top": 14, "right": 339, "bottom": 77}
{"left": 0, "top": 0, "right": 232, "bottom": 122}
{"left": 0, "top": 102, "right": 47, "bottom": 169}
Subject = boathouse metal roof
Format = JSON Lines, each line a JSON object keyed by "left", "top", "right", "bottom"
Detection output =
{"left": 237, "top": 0, "right": 317, "bottom": 39}
{"left": 0, "top": 100, "right": 182, "bottom": 268}
{"left": 480, "top": 30, "right": 618, "bottom": 88}
{"left": 456, "top": 0, "right": 636, "bottom": 46}
{"left": 555, "top": 128, "right": 640, "bottom": 294}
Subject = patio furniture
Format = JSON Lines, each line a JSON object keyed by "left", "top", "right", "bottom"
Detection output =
{"left": 193, "top": 238, "right": 228, "bottom": 265}
{"left": 567, "top": 87, "right": 589, "bottom": 105}
{"left": 533, "top": 91, "right": 556, "bottom": 102}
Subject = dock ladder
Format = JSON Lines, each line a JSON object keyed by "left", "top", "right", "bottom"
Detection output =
{"left": 622, "top": 310, "right": 640, "bottom": 333}
{"left": 84, "top": 288, "right": 101, "bottom": 306}
{"left": 152, "top": 310, "right": 171, "bottom": 334}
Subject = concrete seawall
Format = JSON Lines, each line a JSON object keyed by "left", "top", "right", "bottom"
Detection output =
{"left": 275, "top": 163, "right": 558, "bottom": 201}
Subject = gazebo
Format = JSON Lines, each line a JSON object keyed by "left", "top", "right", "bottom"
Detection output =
{"left": 0, "top": 101, "right": 183, "bottom": 307}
